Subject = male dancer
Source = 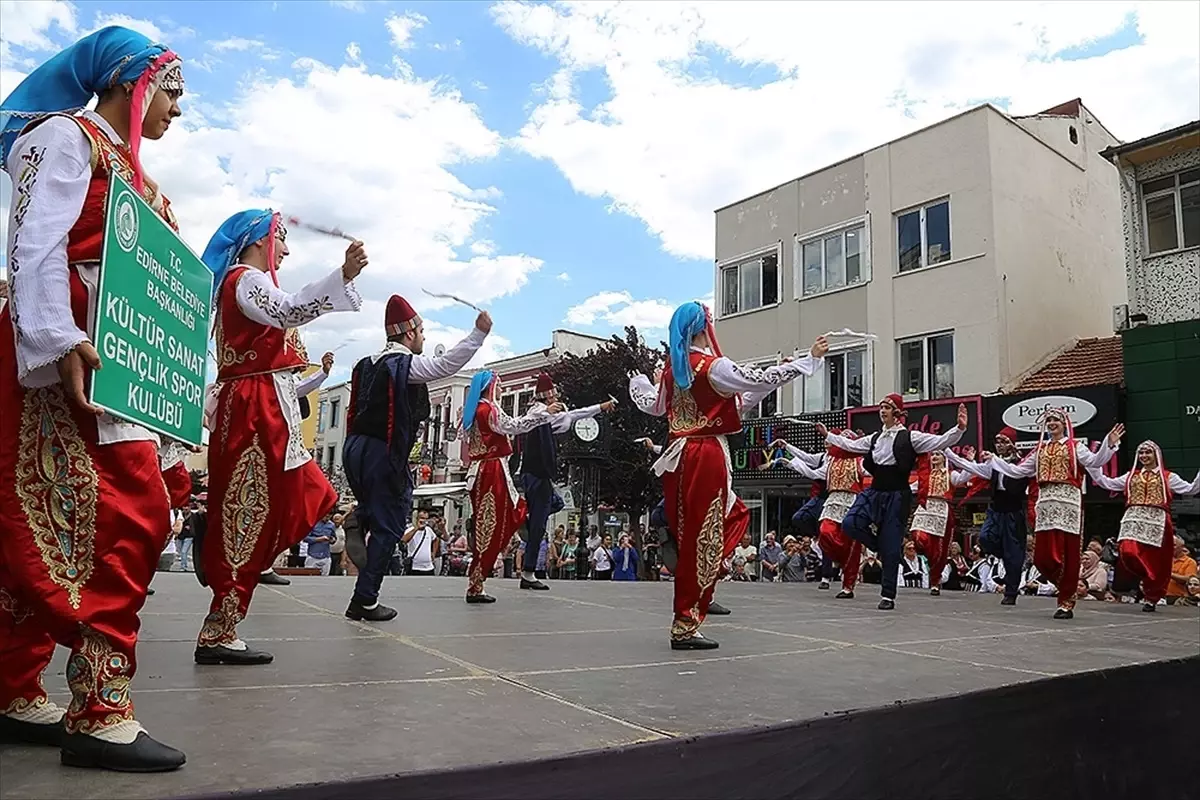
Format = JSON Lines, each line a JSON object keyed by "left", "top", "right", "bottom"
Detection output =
{"left": 343, "top": 295, "right": 491, "bottom": 620}
{"left": 462, "top": 371, "right": 559, "bottom": 602}
{"left": 984, "top": 408, "right": 1122, "bottom": 619}
{"left": 0, "top": 26, "right": 188, "bottom": 770}
{"left": 631, "top": 302, "right": 827, "bottom": 649}
{"left": 945, "top": 428, "right": 1030, "bottom": 605}
{"left": 195, "top": 210, "right": 365, "bottom": 664}
{"left": 1086, "top": 441, "right": 1199, "bottom": 611}
{"left": 817, "top": 394, "right": 967, "bottom": 610}
{"left": 517, "top": 373, "right": 613, "bottom": 590}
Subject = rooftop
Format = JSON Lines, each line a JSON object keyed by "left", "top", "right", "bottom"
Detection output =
{"left": 1012, "top": 336, "right": 1124, "bottom": 392}
{"left": 1100, "top": 120, "right": 1200, "bottom": 166}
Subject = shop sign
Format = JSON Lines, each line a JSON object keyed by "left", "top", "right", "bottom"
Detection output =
{"left": 1001, "top": 394, "right": 1097, "bottom": 432}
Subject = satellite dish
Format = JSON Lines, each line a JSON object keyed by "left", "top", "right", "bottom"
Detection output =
{"left": 434, "top": 344, "right": 446, "bottom": 357}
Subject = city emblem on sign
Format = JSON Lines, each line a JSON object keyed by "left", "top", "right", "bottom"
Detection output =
{"left": 1002, "top": 394, "right": 1097, "bottom": 432}
{"left": 114, "top": 188, "right": 139, "bottom": 253}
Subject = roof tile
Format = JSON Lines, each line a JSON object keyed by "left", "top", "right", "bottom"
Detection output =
{"left": 1013, "top": 337, "right": 1124, "bottom": 392}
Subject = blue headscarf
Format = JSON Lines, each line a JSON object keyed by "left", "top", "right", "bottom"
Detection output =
{"left": 462, "top": 371, "right": 495, "bottom": 431}
{"left": 668, "top": 302, "right": 708, "bottom": 390}
{"left": 201, "top": 209, "right": 276, "bottom": 296}
{"left": 0, "top": 26, "right": 180, "bottom": 170}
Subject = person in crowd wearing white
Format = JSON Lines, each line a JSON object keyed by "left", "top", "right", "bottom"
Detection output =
{"left": 403, "top": 510, "right": 439, "bottom": 576}
{"left": 898, "top": 539, "right": 930, "bottom": 590}
{"left": 591, "top": 534, "right": 615, "bottom": 580}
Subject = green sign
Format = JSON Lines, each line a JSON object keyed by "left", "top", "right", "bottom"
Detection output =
{"left": 90, "top": 172, "right": 212, "bottom": 446}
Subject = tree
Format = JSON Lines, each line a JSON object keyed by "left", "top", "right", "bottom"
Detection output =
{"left": 550, "top": 326, "right": 668, "bottom": 570}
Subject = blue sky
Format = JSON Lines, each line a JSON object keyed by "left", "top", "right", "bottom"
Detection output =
{"left": 1, "top": 0, "right": 1197, "bottom": 378}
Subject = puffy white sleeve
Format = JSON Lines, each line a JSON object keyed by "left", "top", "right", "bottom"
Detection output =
{"left": 1085, "top": 469, "right": 1127, "bottom": 493}
{"left": 1168, "top": 471, "right": 1200, "bottom": 496}
{"left": 235, "top": 266, "right": 361, "bottom": 330}
{"left": 4, "top": 117, "right": 94, "bottom": 387}
{"left": 295, "top": 368, "right": 328, "bottom": 398}
{"left": 785, "top": 459, "right": 826, "bottom": 481}
{"left": 950, "top": 469, "right": 972, "bottom": 487}
{"left": 1076, "top": 438, "right": 1117, "bottom": 470}
{"left": 944, "top": 448, "right": 993, "bottom": 480}
{"left": 708, "top": 354, "right": 822, "bottom": 405}
{"left": 490, "top": 405, "right": 552, "bottom": 437}
{"left": 825, "top": 431, "right": 872, "bottom": 454}
{"left": 990, "top": 453, "right": 1036, "bottom": 479}
{"left": 911, "top": 427, "right": 965, "bottom": 453}
{"left": 783, "top": 444, "right": 823, "bottom": 468}
{"left": 549, "top": 404, "right": 604, "bottom": 434}
{"left": 629, "top": 374, "right": 666, "bottom": 417}
{"left": 408, "top": 327, "right": 486, "bottom": 383}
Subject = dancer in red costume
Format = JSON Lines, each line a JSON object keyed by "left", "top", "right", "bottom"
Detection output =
{"left": 1086, "top": 441, "right": 1199, "bottom": 611}
{"left": 909, "top": 451, "right": 971, "bottom": 596}
{"left": 461, "top": 370, "right": 561, "bottom": 603}
{"left": 160, "top": 441, "right": 195, "bottom": 510}
{"left": 768, "top": 432, "right": 870, "bottom": 598}
{"left": 985, "top": 407, "right": 1123, "bottom": 619}
{"left": 0, "top": 26, "right": 187, "bottom": 771}
{"left": 195, "top": 210, "right": 365, "bottom": 663}
{"left": 630, "top": 302, "right": 827, "bottom": 649}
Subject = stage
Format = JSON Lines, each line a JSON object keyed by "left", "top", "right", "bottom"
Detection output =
{"left": 2, "top": 574, "right": 1197, "bottom": 800}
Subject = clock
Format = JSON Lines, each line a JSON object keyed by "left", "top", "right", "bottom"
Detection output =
{"left": 574, "top": 417, "right": 600, "bottom": 442}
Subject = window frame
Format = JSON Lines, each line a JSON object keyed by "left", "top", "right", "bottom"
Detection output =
{"left": 795, "top": 341, "right": 873, "bottom": 414}
{"left": 715, "top": 242, "right": 783, "bottom": 320}
{"left": 896, "top": 330, "right": 955, "bottom": 402}
{"left": 329, "top": 397, "right": 340, "bottom": 429}
{"left": 794, "top": 215, "right": 872, "bottom": 299}
{"left": 895, "top": 198, "right": 952, "bottom": 274}
{"left": 1140, "top": 169, "right": 1200, "bottom": 256}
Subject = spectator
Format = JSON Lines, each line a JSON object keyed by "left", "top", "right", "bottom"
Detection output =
{"left": 159, "top": 513, "right": 182, "bottom": 572}
{"left": 759, "top": 531, "right": 783, "bottom": 582}
{"left": 778, "top": 536, "right": 809, "bottom": 582}
{"left": 329, "top": 512, "right": 347, "bottom": 576}
{"left": 733, "top": 533, "right": 759, "bottom": 581}
{"left": 799, "top": 536, "right": 822, "bottom": 582}
{"left": 860, "top": 551, "right": 883, "bottom": 585}
{"left": 591, "top": 533, "right": 614, "bottom": 580}
{"left": 177, "top": 503, "right": 197, "bottom": 572}
{"left": 402, "top": 510, "right": 438, "bottom": 576}
{"left": 730, "top": 557, "right": 752, "bottom": 582}
{"left": 536, "top": 534, "right": 550, "bottom": 580}
{"left": 1179, "top": 575, "right": 1200, "bottom": 606}
{"left": 560, "top": 532, "right": 580, "bottom": 579}
{"left": 943, "top": 541, "right": 970, "bottom": 591}
{"left": 612, "top": 533, "right": 639, "bottom": 581}
{"left": 304, "top": 516, "right": 336, "bottom": 576}
{"left": 181, "top": 499, "right": 206, "bottom": 575}
{"left": 898, "top": 539, "right": 930, "bottom": 589}
{"left": 1166, "top": 537, "right": 1198, "bottom": 604}
{"left": 548, "top": 526, "right": 566, "bottom": 579}
{"left": 1079, "top": 550, "right": 1108, "bottom": 600}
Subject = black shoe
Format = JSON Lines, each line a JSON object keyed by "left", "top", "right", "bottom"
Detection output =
{"left": 930, "top": 586, "right": 941, "bottom": 597}
{"left": 193, "top": 644, "right": 274, "bottom": 665}
{"left": 835, "top": 590, "right": 854, "bottom": 600}
{"left": 818, "top": 580, "right": 831, "bottom": 590}
{"left": 1142, "top": 602, "right": 1157, "bottom": 612}
{"left": 1000, "top": 596, "right": 1017, "bottom": 606}
{"left": 1053, "top": 607, "right": 1074, "bottom": 620}
{"left": 146, "top": 587, "right": 155, "bottom": 596}
{"left": 707, "top": 601, "right": 731, "bottom": 616}
{"left": 258, "top": 570, "right": 290, "bottom": 586}
{"left": 671, "top": 635, "right": 719, "bottom": 651}
{"left": 345, "top": 601, "right": 398, "bottom": 621}
{"left": 465, "top": 594, "right": 496, "bottom": 604}
{"left": 61, "top": 730, "right": 186, "bottom": 773}
{"left": 877, "top": 598, "right": 895, "bottom": 611}
{"left": 0, "top": 714, "right": 64, "bottom": 747}
{"left": 519, "top": 578, "right": 550, "bottom": 591}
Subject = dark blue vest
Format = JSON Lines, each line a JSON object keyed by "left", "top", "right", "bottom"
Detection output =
{"left": 990, "top": 468, "right": 1029, "bottom": 513}
{"left": 348, "top": 353, "right": 430, "bottom": 459}
{"left": 520, "top": 422, "right": 557, "bottom": 480}
{"left": 863, "top": 429, "right": 915, "bottom": 492}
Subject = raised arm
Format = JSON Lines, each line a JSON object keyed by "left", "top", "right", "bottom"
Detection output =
{"left": 988, "top": 452, "right": 1036, "bottom": 479}
{"left": 1086, "top": 469, "right": 1128, "bottom": 494}
{"left": 776, "top": 441, "right": 823, "bottom": 468}
{"left": 236, "top": 266, "right": 361, "bottom": 330}
{"left": 950, "top": 469, "right": 972, "bottom": 487}
{"left": 783, "top": 458, "right": 826, "bottom": 481}
{"left": 409, "top": 314, "right": 490, "bottom": 383}
{"left": 548, "top": 403, "right": 607, "bottom": 434}
{"left": 1168, "top": 471, "right": 1200, "bottom": 497}
{"left": 824, "top": 431, "right": 872, "bottom": 455}
{"left": 628, "top": 373, "right": 667, "bottom": 417}
{"left": 295, "top": 367, "right": 329, "bottom": 398}
{"left": 1075, "top": 426, "right": 1122, "bottom": 470}
{"left": 709, "top": 354, "right": 823, "bottom": 407}
{"left": 944, "top": 447, "right": 994, "bottom": 480}
{"left": 489, "top": 405, "right": 553, "bottom": 437}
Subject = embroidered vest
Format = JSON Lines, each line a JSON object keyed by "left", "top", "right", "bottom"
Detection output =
{"left": 826, "top": 457, "right": 863, "bottom": 493}
{"left": 1036, "top": 440, "right": 1081, "bottom": 488}
{"left": 665, "top": 352, "right": 741, "bottom": 440}
{"left": 926, "top": 467, "right": 954, "bottom": 501}
{"left": 1126, "top": 470, "right": 1171, "bottom": 510}
{"left": 347, "top": 352, "right": 430, "bottom": 457}
{"left": 214, "top": 266, "right": 308, "bottom": 381}
{"left": 467, "top": 399, "right": 513, "bottom": 462}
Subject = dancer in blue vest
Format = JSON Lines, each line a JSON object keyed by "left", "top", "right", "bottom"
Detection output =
{"left": 518, "top": 373, "right": 614, "bottom": 589}
{"left": 817, "top": 393, "right": 967, "bottom": 610}
{"left": 342, "top": 295, "right": 491, "bottom": 621}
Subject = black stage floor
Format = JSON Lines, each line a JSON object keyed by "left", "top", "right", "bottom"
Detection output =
{"left": 2, "top": 574, "right": 1198, "bottom": 800}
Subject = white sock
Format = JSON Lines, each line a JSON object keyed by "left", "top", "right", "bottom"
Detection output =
{"left": 4, "top": 697, "right": 65, "bottom": 725}
{"left": 362, "top": 602, "right": 378, "bottom": 610}
{"left": 522, "top": 571, "right": 536, "bottom": 582}
{"left": 85, "top": 719, "right": 145, "bottom": 744}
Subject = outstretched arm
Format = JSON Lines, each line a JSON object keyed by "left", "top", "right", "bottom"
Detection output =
{"left": 548, "top": 403, "right": 609, "bottom": 434}
{"left": 409, "top": 316, "right": 490, "bottom": 383}
{"left": 1086, "top": 469, "right": 1128, "bottom": 494}
{"left": 628, "top": 373, "right": 667, "bottom": 417}
{"left": 944, "top": 448, "right": 994, "bottom": 480}
{"left": 709, "top": 354, "right": 823, "bottom": 407}
{"left": 489, "top": 405, "right": 554, "bottom": 437}
{"left": 1168, "top": 471, "right": 1200, "bottom": 496}
{"left": 236, "top": 267, "right": 361, "bottom": 330}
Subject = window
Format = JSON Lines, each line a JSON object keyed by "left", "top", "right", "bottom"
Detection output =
{"left": 797, "top": 224, "right": 868, "bottom": 297}
{"left": 326, "top": 446, "right": 336, "bottom": 472}
{"left": 329, "top": 398, "right": 340, "bottom": 428}
{"left": 898, "top": 333, "right": 954, "bottom": 400}
{"left": 317, "top": 399, "right": 327, "bottom": 433}
{"left": 896, "top": 200, "right": 951, "bottom": 273}
{"left": 800, "top": 348, "right": 867, "bottom": 412}
{"left": 719, "top": 250, "right": 779, "bottom": 316}
{"left": 1142, "top": 169, "right": 1200, "bottom": 255}
{"left": 500, "top": 394, "right": 515, "bottom": 416}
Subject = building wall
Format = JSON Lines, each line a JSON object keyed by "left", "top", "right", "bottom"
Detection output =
{"left": 988, "top": 111, "right": 1125, "bottom": 387}
{"left": 1122, "top": 319, "right": 1200, "bottom": 477}
{"left": 314, "top": 381, "right": 352, "bottom": 473}
{"left": 1115, "top": 148, "right": 1200, "bottom": 325}
{"left": 299, "top": 365, "right": 324, "bottom": 451}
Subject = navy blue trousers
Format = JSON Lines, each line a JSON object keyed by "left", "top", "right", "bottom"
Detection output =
{"left": 650, "top": 497, "right": 668, "bottom": 530}
{"left": 520, "top": 474, "right": 562, "bottom": 574}
{"left": 791, "top": 495, "right": 825, "bottom": 538}
{"left": 842, "top": 488, "right": 911, "bottom": 600}
{"left": 344, "top": 434, "right": 413, "bottom": 605}
{"left": 979, "top": 508, "right": 1026, "bottom": 599}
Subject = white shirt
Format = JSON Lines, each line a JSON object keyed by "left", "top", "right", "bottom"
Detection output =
{"left": 592, "top": 545, "right": 612, "bottom": 572}
{"left": 826, "top": 424, "right": 964, "bottom": 465}
{"left": 1087, "top": 467, "right": 1200, "bottom": 496}
{"left": 406, "top": 525, "right": 435, "bottom": 571}
{"left": 531, "top": 401, "right": 605, "bottom": 433}
{"left": 987, "top": 437, "right": 1118, "bottom": 480}
{"left": 898, "top": 555, "right": 930, "bottom": 589}
{"left": 628, "top": 348, "right": 823, "bottom": 416}
{"left": 369, "top": 326, "right": 487, "bottom": 383}
{"left": 945, "top": 448, "right": 1022, "bottom": 491}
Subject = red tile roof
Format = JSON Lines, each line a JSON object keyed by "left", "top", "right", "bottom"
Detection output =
{"left": 1013, "top": 336, "right": 1124, "bottom": 392}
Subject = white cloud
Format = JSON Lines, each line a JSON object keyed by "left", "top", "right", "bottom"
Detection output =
{"left": 329, "top": 0, "right": 365, "bottom": 10}
{"left": 469, "top": 239, "right": 497, "bottom": 256}
{"left": 555, "top": 272, "right": 570, "bottom": 282}
{"left": 0, "top": 0, "right": 76, "bottom": 61}
{"left": 209, "top": 37, "right": 265, "bottom": 52}
{"left": 492, "top": 0, "right": 1200, "bottom": 261}
{"left": 346, "top": 42, "right": 363, "bottom": 65}
{"left": 90, "top": 12, "right": 169, "bottom": 43}
{"left": 385, "top": 12, "right": 428, "bottom": 50}
{"left": 565, "top": 290, "right": 674, "bottom": 330}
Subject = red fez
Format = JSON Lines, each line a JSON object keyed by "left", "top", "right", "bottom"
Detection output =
{"left": 996, "top": 426, "right": 1018, "bottom": 443}
{"left": 385, "top": 295, "right": 421, "bottom": 337}
{"left": 535, "top": 372, "right": 555, "bottom": 397}
{"left": 881, "top": 393, "right": 906, "bottom": 414}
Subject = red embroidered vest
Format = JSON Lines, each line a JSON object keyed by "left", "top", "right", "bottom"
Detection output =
{"left": 1126, "top": 469, "right": 1171, "bottom": 510}
{"left": 466, "top": 399, "right": 513, "bottom": 462}
{"left": 214, "top": 266, "right": 308, "bottom": 381}
{"left": 665, "top": 352, "right": 742, "bottom": 440}
{"left": 826, "top": 457, "right": 864, "bottom": 493}
{"left": 1036, "top": 440, "right": 1082, "bottom": 488}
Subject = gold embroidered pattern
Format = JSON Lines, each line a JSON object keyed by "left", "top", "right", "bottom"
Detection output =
{"left": 64, "top": 624, "right": 133, "bottom": 734}
{"left": 927, "top": 467, "right": 950, "bottom": 497}
{"left": 0, "top": 588, "right": 33, "bottom": 625}
{"left": 671, "top": 612, "right": 700, "bottom": 640}
{"left": 1128, "top": 471, "right": 1167, "bottom": 507}
{"left": 669, "top": 389, "right": 719, "bottom": 436}
{"left": 468, "top": 492, "right": 498, "bottom": 595}
{"left": 284, "top": 328, "right": 308, "bottom": 363}
{"left": 827, "top": 457, "right": 860, "bottom": 492}
{"left": 222, "top": 436, "right": 269, "bottom": 581}
{"left": 1037, "top": 441, "right": 1074, "bottom": 484}
{"left": 467, "top": 426, "right": 489, "bottom": 459}
{"left": 197, "top": 589, "right": 242, "bottom": 648}
{"left": 694, "top": 495, "right": 725, "bottom": 595}
{"left": 15, "top": 386, "right": 99, "bottom": 610}
{"left": 3, "top": 695, "right": 49, "bottom": 717}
